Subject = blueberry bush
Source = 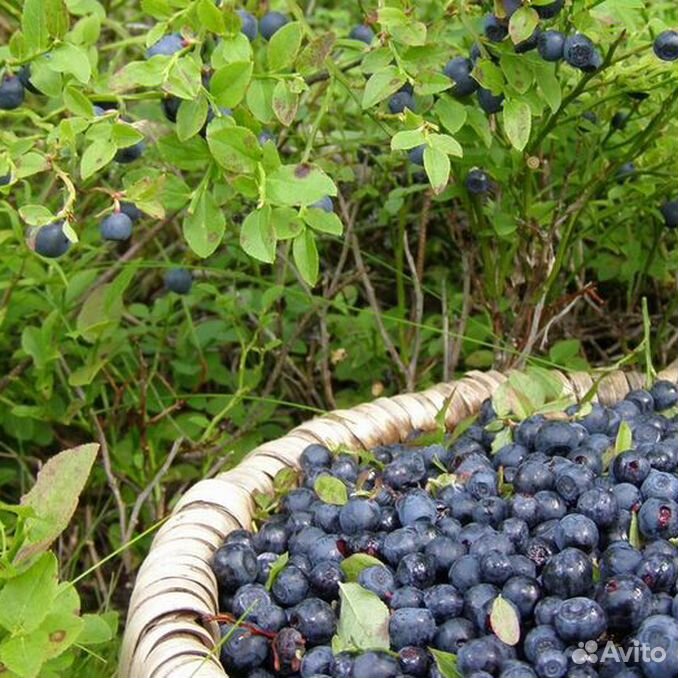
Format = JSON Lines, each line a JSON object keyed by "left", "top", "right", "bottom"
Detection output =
{"left": 1, "top": 0, "right": 678, "bottom": 674}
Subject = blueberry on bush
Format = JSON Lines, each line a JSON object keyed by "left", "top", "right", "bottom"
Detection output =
{"left": 349, "top": 25, "right": 375, "bottom": 45}
{"left": 535, "top": 0, "right": 564, "bottom": 19}
{"left": 444, "top": 57, "right": 479, "bottom": 97}
{"left": 119, "top": 201, "right": 143, "bottom": 222}
{"left": 538, "top": 30, "right": 566, "bottom": 62}
{"left": 33, "top": 221, "right": 71, "bottom": 258}
{"left": 145, "top": 33, "right": 184, "bottom": 58}
{"left": 660, "top": 200, "right": 678, "bottom": 228}
{"left": 408, "top": 145, "right": 426, "bottom": 166}
{"left": 654, "top": 30, "right": 678, "bottom": 62}
{"left": 563, "top": 34, "right": 599, "bottom": 70}
{"left": 100, "top": 212, "right": 133, "bottom": 241}
{"left": 484, "top": 15, "right": 509, "bottom": 43}
{"left": 0, "top": 75, "right": 25, "bottom": 110}
{"left": 115, "top": 141, "right": 146, "bottom": 164}
{"left": 237, "top": 9, "right": 258, "bottom": 42}
{"left": 164, "top": 268, "right": 193, "bottom": 295}
{"left": 388, "top": 90, "right": 416, "bottom": 114}
{"left": 311, "top": 196, "right": 334, "bottom": 213}
{"left": 260, "top": 12, "right": 289, "bottom": 41}
{"left": 18, "top": 65, "right": 41, "bottom": 95}
{"left": 477, "top": 88, "right": 504, "bottom": 114}
{"left": 466, "top": 169, "right": 491, "bottom": 195}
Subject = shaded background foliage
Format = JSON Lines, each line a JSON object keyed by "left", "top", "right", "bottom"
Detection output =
{"left": 0, "top": 0, "right": 677, "bottom": 673}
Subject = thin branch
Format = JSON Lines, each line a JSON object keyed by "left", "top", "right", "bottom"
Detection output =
{"left": 349, "top": 229, "right": 410, "bottom": 386}
{"left": 403, "top": 232, "right": 424, "bottom": 391}
{"left": 125, "top": 437, "right": 184, "bottom": 543}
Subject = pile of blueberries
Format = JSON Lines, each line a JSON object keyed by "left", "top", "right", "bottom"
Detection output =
{"left": 211, "top": 378, "right": 678, "bottom": 678}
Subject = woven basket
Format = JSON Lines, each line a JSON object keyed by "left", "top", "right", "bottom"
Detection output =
{"left": 119, "top": 364, "right": 678, "bottom": 678}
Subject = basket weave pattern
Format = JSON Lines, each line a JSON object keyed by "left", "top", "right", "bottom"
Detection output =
{"left": 119, "top": 365, "right": 678, "bottom": 678}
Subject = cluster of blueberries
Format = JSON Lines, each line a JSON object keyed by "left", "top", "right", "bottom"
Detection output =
{"left": 211, "top": 378, "right": 678, "bottom": 678}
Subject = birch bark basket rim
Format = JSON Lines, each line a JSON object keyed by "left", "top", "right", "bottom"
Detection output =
{"left": 119, "top": 363, "right": 678, "bottom": 678}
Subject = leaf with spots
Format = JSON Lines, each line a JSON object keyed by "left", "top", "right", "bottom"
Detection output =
{"left": 331, "top": 583, "right": 390, "bottom": 653}
{"left": 362, "top": 66, "right": 406, "bottom": 109}
{"left": 183, "top": 189, "right": 226, "bottom": 258}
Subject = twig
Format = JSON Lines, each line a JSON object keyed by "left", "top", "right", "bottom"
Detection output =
{"left": 403, "top": 232, "right": 424, "bottom": 391}
{"left": 124, "top": 437, "right": 184, "bottom": 544}
{"left": 451, "top": 252, "right": 472, "bottom": 373}
{"left": 349, "top": 230, "right": 409, "bottom": 387}
{"left": 416, "top": 192, "right": 432, "bottom": 283}
{"left": 442, "top": 283, "right": 450, "bottom": 382}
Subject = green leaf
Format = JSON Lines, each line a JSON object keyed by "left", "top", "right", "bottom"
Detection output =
{"left": 80, "top": 137, "right": 117, "bottom": 180}
{"left": 491, "top": 427, "right": 513, "bottom": 454}
{"left": 272, "top": 207, "right": 303, "bottom": 240}
{"left": 197, "top": 0, "right": 226, "bottom": 34}
{"left": 265, "top": 553, "right": 289, "bottom": 591}
{"left": 176, "top": 96, "right": 209, "bottom": 141}
{"left": 240, "top": 206, "right": 276, "bottom": 263}
{"left": 503, "top": 100, "right": 532, "bottom": 152}
{"left": 428, "top": 133, "right": 463, "bottom": 158}
{"left": 207, "top": 121, "right": 262, "bottom": 173}
{"left": 509, "top": 7, "right": 539, "bottom": 44}
{"left": 293, "top": 228, "right": 319, "bottom": 286}
{"left": 246, "top": 79, "right": 275, "bottom": 123}
{"left": 183, "top": 190, "right": 226, "bottom": 258}
{"left": 268, "top": 21, "right": 303, "bottom": 71}
{"left": 434, "top": 97, "right": 468, "bottom": 135}
{"left": 19, "top": 205, "right": 56, "bottom": 227}
{"left": 111, "top": 122, "right": 145, "bottom": 148}
{"left": 314, "top": 476, "right": 348, "bottom": 505}
{"left": 165, "top": 55, "right": 202, "bottom": 99}
{"left": 362, "top": 66, "right": 406, "bottom": 109}
{"left": 0, "top": 631, "right": 49, "bottom": 678}
{"left": 465, "top": 107, "right": 492, "bottom": 147}
{"left": 117, "top": 59, "right": 167, "bottom": 88}
{"left": 297, "top": 32, "right": 337, "bottom": 74}
{"left": 210, "top": 62, "right": 253, "bottom": 108}
{"left": 629, "top": 510, "right": 642, "bottom": 549}
{"left": 272, "top": 80, "right": 299, "bottom": 126}
{"left": 615, "top": 420, "right": 633, "bottom": 453}
{"left": 16, "top": 444, "right": 99, "bottom": 562}
{"left": 22, "top": 0, "right": 49, "bottom": 51}
{"left": 423, "top": 146, "right": 450, "bottom": 195}
{"left": 331, "top": 583, "right": 390, "bottom": 653}
{"left": 0, "top": 553, "right": 58, "bottom": 633}
{"left": 302, "top": 208, "right": 343, "bottom": 236}
{"left": 39, "top": 585, "right": 84, "bottom": 660}
{"left": 340, "top": 554, "right": 384, "bottom": 582}
{"left": 48, "top": 43, "right": 92, "bottom": 84}
{"left": 489, "top": 595, "right": 520, "bottom": 646}
{"left": 266, "top": 164, "right": 336, "bottom": 207}
{"left": 500, "top": 54, "right": 534, "bottom": 94}
{"left": 62, "top": 85, "right": 93, "bottom": 117}
{"left": 430, "top": 648, "right": 462, "bottom": 678}
{"left": 76, "top": 284, "right": 124, "bottom": 342}
{"left": 391, "top": 129, "right": 427, "bottom": 151}
{"left": 472, "top": 59, "right": 505, "bottom": 94}
{"left": 536, "top": 63, "right": 562, "bottom": 113}
{"left": 78, "top": 613, "right": 116, "bottom": 645}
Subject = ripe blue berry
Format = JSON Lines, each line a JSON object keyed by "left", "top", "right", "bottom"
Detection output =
{"left": 164, "top": 268, "right": 192, "bottom": 295}
{"left": 0, "top": 75, "right": 25, "bottom": 110}
{"left": 477, "top": 87, "right": 504, "bottom": 114}
{"left": 444, "top": 57, "right": 479, "bottom": 97}
{"left": 33, "top": 221, "right": 71, "bottom": 258}
{"left": 466, "top": 169, "right": 491, "bottom": 195}
{"left": 237, "top": 9, "right": 258, "bottom": 42}
{"left": 349, "top": 25, "right": 375, "bottom": 45}
{"left": 100, "top": 212, "right": 133, "bottom": 241}
{"left": 146, "top": 33, "right": 184, "bottom": 58}
{"left": 538, "top": 30, "right": 566, "bottom": 61}
{"left": 661, "top": 200, "right": 678, "bottom": 228}
{"left": 563, "top": 34, "right": 598, "bottom": 70}
{"left": 654, "top": 30, "right": 678, "bottom": 62}
{"left": 260, "top": 12, "right": 289, "bottom": 41}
